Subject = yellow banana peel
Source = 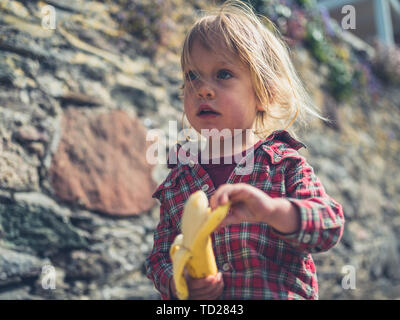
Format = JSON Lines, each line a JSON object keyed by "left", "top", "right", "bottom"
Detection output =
{"left": 169, "top": 190, "right": 231, "bottom": 300}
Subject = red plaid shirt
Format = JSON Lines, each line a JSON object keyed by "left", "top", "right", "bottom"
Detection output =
{"left": 145, "top": 130, "right": 344, "bottom": 300}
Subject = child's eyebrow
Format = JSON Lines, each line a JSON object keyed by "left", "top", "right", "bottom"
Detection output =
{"left": 186, "top": 61, "right": 237, "bottom": 73}
{"left": 215, "top": 60, "right": 236, "bottom": 68}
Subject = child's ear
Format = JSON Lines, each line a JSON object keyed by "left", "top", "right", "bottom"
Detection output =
{"left": 256, "top": 105, "right": 265, "bottom": 112}
{"left": 256, "top": 100, "right": 267, "bottom": 112}
{"left": 255, "top": 96, "right": 267, "bottom": 112}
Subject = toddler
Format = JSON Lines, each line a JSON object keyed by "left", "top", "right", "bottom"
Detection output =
{"left": 145, "top": 0, "right": 344, "bottom": 300}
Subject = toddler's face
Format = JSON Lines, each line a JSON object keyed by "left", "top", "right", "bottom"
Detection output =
{"left": 183, "top": 38, "right": 262, "bottom": 140}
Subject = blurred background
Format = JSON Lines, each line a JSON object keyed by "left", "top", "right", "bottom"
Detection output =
{"left": 0, "top": 0, "right": 399, "bottom": 300}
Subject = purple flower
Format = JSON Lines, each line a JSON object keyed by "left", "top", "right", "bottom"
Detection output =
{"left": 320, "top": 7, "right": 334, "bottom": 37}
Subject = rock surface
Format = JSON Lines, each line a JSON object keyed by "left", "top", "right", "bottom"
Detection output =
{"left": 49, "top": 108, "right": 157, "bottom": 216}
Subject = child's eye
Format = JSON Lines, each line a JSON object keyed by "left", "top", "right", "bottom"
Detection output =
{"left": 217, "top": 69, "right": 232, "bottom": 80}
{"left": 185, "top": 70, "right": 198, "bottom": 81}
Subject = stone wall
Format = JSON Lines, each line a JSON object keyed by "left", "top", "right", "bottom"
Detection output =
{"left": 0, "top": 0, "right": 189, "bottom": 299}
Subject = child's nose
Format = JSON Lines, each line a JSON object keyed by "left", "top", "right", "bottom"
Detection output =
{"left": 197, "top": 83, "right": 215, "bottom": 99}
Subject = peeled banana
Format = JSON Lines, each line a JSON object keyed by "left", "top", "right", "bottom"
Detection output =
{"left": 169, "top": 190, "right": 231, "bottom": 300}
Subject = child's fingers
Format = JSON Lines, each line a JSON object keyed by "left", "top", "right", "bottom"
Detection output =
{"left": 210, "top": 275, "right": 224, "bottom": 299}
{"left": 198, "top": 275, "right": 224, "bottom": 299}
{"left": 189, "top": 273, "right": 224, "bottom": 300}
{"left": 210, "top": 184, "right": 235, "bottom": 210}
{"left": 190, "top": 283, "right": 219, "bottom": 299}
{"left": 187, "top": 273, "right": 218, "bottom": 289}
{"left": 187, "top": 272, "right": 222, "bottom": 286}
{"left": 191, "top": 283, "right": 223, "bottom": 300}
{"left": 211, "top": 183, "right": 250, "bottom": 210}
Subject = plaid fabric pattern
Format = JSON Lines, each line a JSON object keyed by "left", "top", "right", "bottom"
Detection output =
{"left": 145, "top": 130, "right": 344, "bottom": 300}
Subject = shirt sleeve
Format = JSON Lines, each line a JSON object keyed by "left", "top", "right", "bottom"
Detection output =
{"left": 144, "top": 199, "right": 178, "bottom": 300}
{"left": 271, "top": 154, "right": 345, "bottom": 254}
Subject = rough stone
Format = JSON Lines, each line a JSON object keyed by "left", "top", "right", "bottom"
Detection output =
{"left": 49, "top": 108, "right": 157, "bottom": 216}
{"left": 0, "top": 246, "right": 48, "bottom": 287}
{"left": 0, "top": 197, "right": 89, "bottom": 256}
{"left": 0, "top": 149, "right": 40, "bottom": 191}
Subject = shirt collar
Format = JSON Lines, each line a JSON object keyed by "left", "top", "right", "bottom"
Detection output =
{"left": 166, "top": 129, "right": 306, "bottom": 171}
{"left": 153, "top": 130, "right": 306, "bottom": 199}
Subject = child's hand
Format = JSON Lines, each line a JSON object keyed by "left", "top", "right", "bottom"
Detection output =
{"left": 170, "top": 276, "right": 179, "bottom": 299}
{"left": 187, "top": 272, "right": 224, "bottom": 300}
{"left": 210, "top": 183, "right": 277, "bottom": 229}
{"left": 170, "top": 272, "right": 224, "bottom": 300}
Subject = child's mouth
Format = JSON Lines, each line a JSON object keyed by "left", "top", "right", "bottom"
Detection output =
{"left": 197, "top": 110, "right": 221, "bottom": 118}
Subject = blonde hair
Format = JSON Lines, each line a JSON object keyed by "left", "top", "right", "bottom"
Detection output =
{"left": 180, "top": 0, "right": 329, "bottom": 139}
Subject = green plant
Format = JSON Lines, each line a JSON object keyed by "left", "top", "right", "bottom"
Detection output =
{"left": 305, "top": 20, "right": 355, "bottom": 101}
{"left": 327, "top": 59, "right": 354, "bottom": 101}
{"left": 247, "top": 0, "right": 358, "bottom": 101}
